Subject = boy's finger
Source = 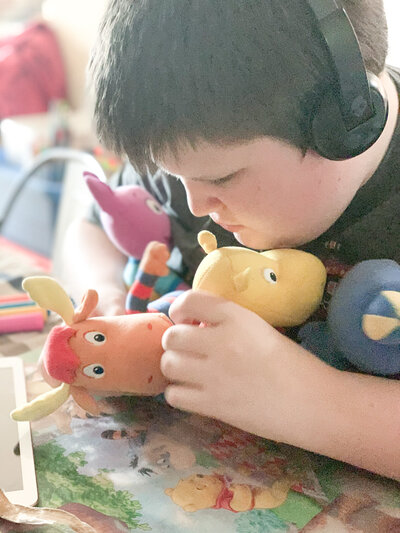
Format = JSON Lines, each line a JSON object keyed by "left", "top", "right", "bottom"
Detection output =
{"left": 161, "top": 350, "right": 205, "bottom": 386}
{"left": 169, "top": 289, "right": 232, "bottom": 325}
{"left": 164, "top": 384, "right": 208, "bottom": 415}
{"left": 162, "top": 323, "right": 214, "bottom": 353}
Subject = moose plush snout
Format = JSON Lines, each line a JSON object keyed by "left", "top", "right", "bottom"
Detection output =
{"left": 11, "top": 277, "right": 172, "bottom": 421}
{"left": 67, "top": 314, "right": 171, "bottom": 395}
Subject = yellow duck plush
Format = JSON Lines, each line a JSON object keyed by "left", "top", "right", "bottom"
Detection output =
{"left": 193, "top": 231, "right": 327, "bottom": 328}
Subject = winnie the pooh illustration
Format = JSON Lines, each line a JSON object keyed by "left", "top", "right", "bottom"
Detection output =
{"left": 165, "top": 473, "right": 292, "bottom": 513}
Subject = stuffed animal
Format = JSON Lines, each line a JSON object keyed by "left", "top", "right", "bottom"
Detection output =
{"left": 165, "top": 473, "right": 292, "bottom": 512}
{"left": 125, "top": 240, "right": 185, "bottom": 315}
{"left": 84, "top": 171, "right": 189, "bottom": 296}
{"left": 11, "top": 232, "right": 326, "bottom": 422}
{"left": 193, "top": 231, "right": 327, "bottom": 327}
{"left": 299, "top": 259, "right": 400, "bottom": 376}
{"left": 11, "top": 277, "right": 172, "bottom": 421}
{"left": 126, "top": 231, "right": 327, "bottom": 325}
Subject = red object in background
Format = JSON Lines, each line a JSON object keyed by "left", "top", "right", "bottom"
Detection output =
{"left": 0, "top": 236, "right": 51, "bottom": 272}
{"left": 0, "top": 22, "right": 67, "bottom": 118}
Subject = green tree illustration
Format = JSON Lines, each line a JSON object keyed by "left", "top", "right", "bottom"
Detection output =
{"left": 34, "top": 441, "right": 151, "bottom": 530}
{"left": 235, "top": 509, "right": 290, "bottom": 533}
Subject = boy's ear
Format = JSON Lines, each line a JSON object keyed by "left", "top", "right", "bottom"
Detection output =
{"left": 73, "top": 290, "right": 99, "bottom": 322}
{"left": 83, "top": 171, "right": 116, "bottom": 214}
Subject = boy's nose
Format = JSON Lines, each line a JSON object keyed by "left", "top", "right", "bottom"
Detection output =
{"left": 182, "top": 180, "right": 223, "bottom": 218}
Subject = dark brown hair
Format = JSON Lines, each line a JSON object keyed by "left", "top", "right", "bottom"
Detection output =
{"left": 90, "top": 0, "right": 388, "bottom": 171}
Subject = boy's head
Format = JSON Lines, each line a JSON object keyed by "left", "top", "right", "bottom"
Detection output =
{"left": 90, "top": 0, "right": 388, "bottom": 170}
{"left": 90, "top": 0, "right": 391, "bottom": 250}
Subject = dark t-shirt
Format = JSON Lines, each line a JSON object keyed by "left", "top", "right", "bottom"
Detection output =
{"left": 89, "top": 66, "right": 400, "bottom": 287}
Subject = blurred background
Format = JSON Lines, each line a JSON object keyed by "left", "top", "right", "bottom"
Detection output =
{"left": 0, "top": 0, "right": 112, "bottom": 266}
{"left": 0, "top": 0, "right": 398, "bottom": 266}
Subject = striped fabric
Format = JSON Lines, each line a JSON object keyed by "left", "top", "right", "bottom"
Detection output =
{"left": 126, "top": 269, "right": 159, "bottom": 314}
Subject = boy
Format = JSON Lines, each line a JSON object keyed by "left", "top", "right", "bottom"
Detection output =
{"left": 64, "top": 0, "right": 400, "bottom": 479}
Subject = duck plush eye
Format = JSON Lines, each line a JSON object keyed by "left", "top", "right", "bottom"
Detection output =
{"left": 83, "top": 363, "right": 105, "bottom": 379}
{"left": 146, "top": 198, "right": 163, "bottom": 215}
{"left": 84, "top": 331, "right": 107, "bottom": 345}
{"left": 263, "top": 268, "right": 277, "bottom": 284}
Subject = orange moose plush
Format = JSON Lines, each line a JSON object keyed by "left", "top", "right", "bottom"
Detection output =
{"left": 11, "top": 277, "right": 171, "bottom": 421}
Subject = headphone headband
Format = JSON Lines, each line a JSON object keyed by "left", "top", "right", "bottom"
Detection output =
{"left": 305, "top": 0, "right": 388, "bottom": 159}
{"left": 307, "top": 0, "right": 374, "bottom": 130}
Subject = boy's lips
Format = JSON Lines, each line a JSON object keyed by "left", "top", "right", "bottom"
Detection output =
{"left": 219, "top": 223, "right": 244, "bottom": 232}
{"left": 211, "top": 216, "right": 244, "bottom": 232}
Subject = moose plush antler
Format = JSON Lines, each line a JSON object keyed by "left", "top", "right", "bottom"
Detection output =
{"left": 11, "top": 277, "right": 172, "bottom": 421}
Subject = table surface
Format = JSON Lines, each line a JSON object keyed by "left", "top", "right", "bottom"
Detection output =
{"left": 0, "top": 241, "right": 399, "bottom": 533}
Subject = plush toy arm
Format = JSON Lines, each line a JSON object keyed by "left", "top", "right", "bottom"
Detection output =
{"left": 124, "top": 255, "right": 190, "bottom": 296}
{"left": 126, "top": 242, "right": 170, "bottom": 313}
{"left": 153, "top": 271, "right": 190, "bottom": 295}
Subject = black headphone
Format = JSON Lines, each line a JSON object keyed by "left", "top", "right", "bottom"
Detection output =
{"left": 306, "top": 0, "right": 388, "bottom": 160}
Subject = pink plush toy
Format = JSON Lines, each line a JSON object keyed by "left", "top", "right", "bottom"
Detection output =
{"left": 84, "top": 172, "right": 189, "bottom": 297}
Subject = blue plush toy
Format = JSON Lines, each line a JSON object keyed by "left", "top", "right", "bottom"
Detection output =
{"left": 299, "top": 259, "right": 400, "bottom": 376}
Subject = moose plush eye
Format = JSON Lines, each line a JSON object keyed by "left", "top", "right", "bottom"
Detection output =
{"left": 82, "top": 363, "right": 105, "bottom": 379}
{"left": 146, "top": 198, "right": 163, "bottom": 215}
{"left": 84, "top": 331, "right": 107, "bottom": 345}
{"left": 263, "top": 268, "right": 277, "bottom": 284}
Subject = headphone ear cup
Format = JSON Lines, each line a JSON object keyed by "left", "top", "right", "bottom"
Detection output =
{"left": 310, "top": 76, "right": 388, "bottom": 161}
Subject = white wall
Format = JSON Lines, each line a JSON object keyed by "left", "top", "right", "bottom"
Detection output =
{"left": 0, "top": 0, "right": 42, "bottom": 20}
{"left": 385, "top": 0, "right": 400, "bottom": 66}
{"left": 41, "top": 0, "right": 109, "bottom": 109}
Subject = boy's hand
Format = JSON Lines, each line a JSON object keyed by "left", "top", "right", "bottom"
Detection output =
{"left": 161, "top": 289, "right": 311, "bottom": 441}
{"left": 162, "top": 290, "right": 400, "bottom": 480}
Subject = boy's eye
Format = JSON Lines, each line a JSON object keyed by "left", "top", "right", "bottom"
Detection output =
{"left": 263, "top": 268, "right": 277, "bottom": 284}
{"left": 84, "top": 331, "right": 107, "bottom": 345}
{"left": 83, "top": 363, "right": 105, "bottom": 379}
{"left": 210, "top": 173, "right": 236, "bottom": 186}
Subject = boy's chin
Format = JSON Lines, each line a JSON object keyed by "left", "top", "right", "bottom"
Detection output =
{"left": 233, "top": 230, "right": 271, "bottom": 251}
{"left": 234, "top": 229, "right": 301, "bottom": 251}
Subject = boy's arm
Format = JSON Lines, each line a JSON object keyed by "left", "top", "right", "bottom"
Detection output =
{"left": 60, "top": 218, "right": 127, "bottom": 316}
{"left": 268, "top": 342, "right": 400, "bottom": 481}
{"left": 161, "top": 290, "right": 400, "bottom": 481}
